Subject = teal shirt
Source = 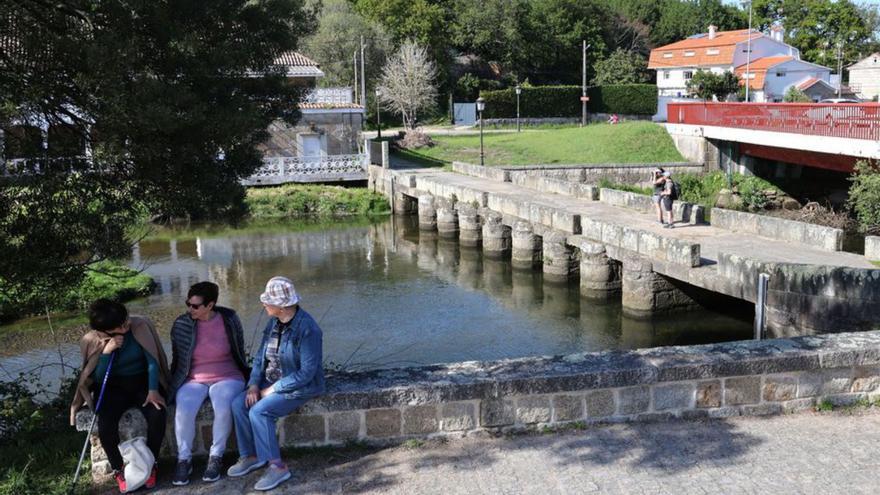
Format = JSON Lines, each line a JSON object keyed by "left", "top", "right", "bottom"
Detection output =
{"left": 93, "top": 331, "right": 159, "bottom": 390}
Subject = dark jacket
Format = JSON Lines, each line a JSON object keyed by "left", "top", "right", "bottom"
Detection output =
{"left": 249, "top": 308, "right": 325, "bottom": 400}
{"left": 169, "top": 306, "right": 250, "bottom": 402}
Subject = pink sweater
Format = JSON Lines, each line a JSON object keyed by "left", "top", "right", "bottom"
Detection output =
{"left": 188, "top": 313, "right": 244, "bottom": 384}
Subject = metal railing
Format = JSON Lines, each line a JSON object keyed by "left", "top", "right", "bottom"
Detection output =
{"left": 243, "top": 154, "right": 368, "bottom": 185}
{"left": 667, "top": 102, "right": 880, "bottom": 141}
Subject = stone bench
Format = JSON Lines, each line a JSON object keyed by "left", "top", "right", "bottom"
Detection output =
{"left": 710, "top": 208, "right": 843, "bottom": 252}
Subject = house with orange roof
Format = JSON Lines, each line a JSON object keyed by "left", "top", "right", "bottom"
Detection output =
{"left": 648, "top": 24, "right": 832, "bottom": 104}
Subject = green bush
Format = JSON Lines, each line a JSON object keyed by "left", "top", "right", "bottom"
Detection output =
{"left": 480, "top": 84, "right": 657, "bottom": 118}
{"left": 848, "top": 160, "right": 880, "bottom": 234}
{"left": 597, "top": 177, "right": 652, "bottom": 195}
{"left": 246, "top": 185, "right": 390, "bottom": 219}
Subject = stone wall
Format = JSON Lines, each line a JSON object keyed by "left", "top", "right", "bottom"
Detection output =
{"left": 599, "top": 188, "right": 704, "bottom": 225}
{"left": 867, "top": 236, "right": 880, "bottom": 262}
{"left": 78, "top": 331, "right": 880, "bottom": 479}
{"left": 451, "top": 161, "right": 704, "bottom": 189}
{"left": 711, "top": 208, "right": 844, "bottom": 252}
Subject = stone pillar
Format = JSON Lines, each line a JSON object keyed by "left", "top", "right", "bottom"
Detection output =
{"left": 481, "top": 210, "right": 511, "bottom": 259}
{"left": 511, "top": 220, "right": 542, "bottom": 270}
{"left": 621, "top": 253, "right": 698, "bottom": 319}
{"left": 435, "top": 197, "right": 459, "bottom": 239}
{"left": 381, "top": 141, "right": 390, "bottom": 169}
{"left": 542, "top": 231, "right": 578, "bottom": 283}
{"left": 457, "top": 203, "right": 482, "bottom": 247}
{"left": 393, "top": 192, "right": 416, "bottom": 215}
{"left": 578, "top": 239, "right": 621, "bottom": 299}
{"left": 418, "top": 194, "right": 436, "bottom": 231}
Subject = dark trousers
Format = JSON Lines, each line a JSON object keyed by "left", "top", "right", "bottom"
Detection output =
{"left": 95, "top": 374, "right": 166, "bottom": 471}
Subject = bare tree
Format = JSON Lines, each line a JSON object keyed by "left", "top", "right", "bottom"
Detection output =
{"left": 377, "top": 41, "right": 437, "bottom": 131}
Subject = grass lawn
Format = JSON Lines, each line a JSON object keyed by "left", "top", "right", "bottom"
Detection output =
{"left": 405, "top": 122, "right": 684, "bottom": 166}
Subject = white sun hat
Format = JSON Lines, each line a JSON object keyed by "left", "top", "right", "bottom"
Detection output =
{"left": 259, "top": 276, "right": 300, "bottom": 307}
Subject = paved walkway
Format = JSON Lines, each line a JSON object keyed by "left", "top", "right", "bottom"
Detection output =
{"left": 120, "top": 408, "right": 880, "bottom": 495}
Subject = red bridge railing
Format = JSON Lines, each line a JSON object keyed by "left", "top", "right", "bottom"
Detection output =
{"left": 667, "top": 102, "right": 880, "bottom": 141}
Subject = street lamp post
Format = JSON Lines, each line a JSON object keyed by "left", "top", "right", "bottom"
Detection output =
{"left": 476, "top": 97, "right": 486, "bottom": 166}
{"left": 375, "top": 88, "right": 382, "bottom": 140}
{"left": 515, "top": 85, "right": 522, "bottom": 133}
{"left": 743, "top": 0, "right": 753, "bottom": 102}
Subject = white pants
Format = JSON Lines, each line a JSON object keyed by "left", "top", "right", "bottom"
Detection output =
{"left": 174, "top": 379, "right": 245, "bottom": 460}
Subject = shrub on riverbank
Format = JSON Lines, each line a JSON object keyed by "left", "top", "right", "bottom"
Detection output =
{"left": 246, "top": 185, "right": 390, "bottom": 219}
{"left": 848, "top": 160, "right": 880, "bottom": 234}
{"left": 0, "top": 261, "right": 153, "bottom": 322}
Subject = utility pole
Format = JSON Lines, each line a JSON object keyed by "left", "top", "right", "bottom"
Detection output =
{"left": 744, "top": 0, "right": 753, "bottom": 102}
{"left": 836, "top": 41, "right": 843, "bottom": 98}
{"left": 360, "top": 36, "right": 367, "bottom": 108}
{"left": 353, "top": 50, "right": 359, "bottom": 106}
{"left": 581, "top": 40, "right": 587, "bottom": 127}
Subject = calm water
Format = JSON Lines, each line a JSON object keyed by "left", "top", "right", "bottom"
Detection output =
{"left": 0, "top": 215, "right": 752, "bottom": 390}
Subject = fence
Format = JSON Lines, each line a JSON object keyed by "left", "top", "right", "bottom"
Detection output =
{"left": 242, "top": 154, "right": 367, "bottom": 185}
{"left": 667, "top": 102, "right": 880, "bottom": 141}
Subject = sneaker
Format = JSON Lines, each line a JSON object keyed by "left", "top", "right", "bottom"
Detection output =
{"left": 227, "top": 456, "right": 267, "bottom": 478}
{"left": 668, "top": 223, "right": 675, "bottom": 229}
{"left": 254, "top": 465, "right": 292, "bottom": 491}
{"left": 663, "top": 223, "right": 671, "bottom": 229}
{"left": 114, "top": 470, "right": 127, "bottom": 493}
{"left": 172, "top": 459, "right": 192, "bottom": 486}
{"left": 202, "top": 455, "right": 223, "bottom": 482}
{"left": 145, "top": 464, "right": 158, "bottom": 489}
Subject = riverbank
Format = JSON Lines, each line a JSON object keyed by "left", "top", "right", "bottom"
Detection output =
{"left": 0, "top": 260, "right": 154, "bottom": 323}
{"left": 245, "top": 184, "right": 389, "bottom": 219}
{"left": 397, "top": 122, "right": 685, "bottom": 166}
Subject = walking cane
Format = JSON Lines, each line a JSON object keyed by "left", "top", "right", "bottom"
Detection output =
{"left": 70, "top": 351, "right": 116, "bottom": 493}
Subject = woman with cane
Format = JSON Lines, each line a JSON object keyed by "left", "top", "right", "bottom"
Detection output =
{"left": 69, "top": 299, "right": 170, "bottom": 493}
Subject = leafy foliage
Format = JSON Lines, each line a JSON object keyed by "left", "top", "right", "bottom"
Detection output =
{"left": 847, "top": 160, "right": 880, "bottom": 234}
{"left": 480, "top": 84, "right": 656, "bottom": 118}
{"left": 588, "top": 84, "right": 657, "bottom": 115}
{"left": 783, "top": 86, "right": 812, "bottom": 103}
{"left": 592, "top": 49, "right": 651, "bottom": 85}
{"left": 686, "top": 70, "right": 740, "bottom": 101}
{"left": 246, "top": 185, "right": 390, "bottom": 219}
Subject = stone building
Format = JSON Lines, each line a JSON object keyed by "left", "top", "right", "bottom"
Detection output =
{"left": 848, "top": 53, "right": 880, "bottom": 101}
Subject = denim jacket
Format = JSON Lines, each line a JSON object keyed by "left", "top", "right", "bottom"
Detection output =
{"left": 248, "top": 308, "right": 325, "bottom": 400}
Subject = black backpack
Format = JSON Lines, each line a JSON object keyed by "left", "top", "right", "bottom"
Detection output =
{"left": 669, "top": 180, "right": 680, "bottom": 201}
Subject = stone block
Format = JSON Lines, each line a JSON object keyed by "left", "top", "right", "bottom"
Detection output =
{"left": 866, "top": 236, "right": 880, "bottom": 261}
{"left": 652, "top": 383, "right": 694, "bottom": 411}
{"left": 480, "top": 398, "right": 515, "bottom": 427}
{"left": 763, "top": 374, "right": 798, "bottom": 402}
{"left": 283, "top": 414, "right": 326, "bottom": 444}
{"left": 552, "top": 395, "right": 585, "bottom": 422}
{"left": 585, "top": 390, "right": 615, "bottom": 418}
{"left": 601, "top": 224, "right": 624, "bottom": 248}
{"left": 696, "top": 380, "right": 722, "bottom": 408}
{"left": 852, "top": 367, "right": 880, "bottom": 393}
{"left": 365, "top": 409, "right": 401, "bottom": 438}
{"left": 403, "top": 405, "right": 439, "bottom": 435}
{"left": 328, "top": 411, "right": 361, "bottom": 442}
{"left": 824, "top": 393, "right": 867, "bottom": 407}
{"left": 516, "top": 396, "right": 552, "bottom": 424}
{"left": 724, "top": 376, "right": 761, "bottom": 406}
{"left": 781, "top": 398, "right": 815, "bottom": 414}
{"left": 617, "top": 386, "right": 650, "bottom": 415}
{"left": 741, "top": 403, "right": 783, "bottom": 416}
{"left": 800, "top": 369, "right": 853, "bottom": 397}
{"left": 440, "top": 402, "right": 476, "bottom": 431}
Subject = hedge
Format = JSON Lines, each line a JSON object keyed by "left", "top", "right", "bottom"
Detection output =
{"left": 479, "top": 84, "right": 657, "bottom": 118}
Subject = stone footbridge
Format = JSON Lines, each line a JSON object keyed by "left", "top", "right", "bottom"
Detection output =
{"left": 368, "top": 163, "right": 879, "bottom": 337}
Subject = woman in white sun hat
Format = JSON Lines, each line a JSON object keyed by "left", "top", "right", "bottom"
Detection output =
{"left": 227, "top": 276, "right": 325, "bottom": 491}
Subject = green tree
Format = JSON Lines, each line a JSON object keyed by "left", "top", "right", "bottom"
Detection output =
{"left": 783, "top": 86, "right": 812, "bottom": 102}
{"left": 302, "top": 0, "right": 392, "bottom": 89}
{"left": 651, "top": 0, "right": 745, "bottom": 47}
{"left": 686, "top": 70, "right": 740, "bottom": 100}
{"left": 848, "top": 160, "right": 880, "bottom": 234}
{"left": 1, "top": 0, "right": 314, "bottom": 306}
{"left": 592, "top": 49, "right": 651, "bottom": 84}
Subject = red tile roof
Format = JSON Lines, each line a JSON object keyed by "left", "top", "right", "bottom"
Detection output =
{"left": 648, "top": 29, "right": 762, "bottom": 69}
{"left": 273, "top": 51, "right": 319, "bottom": 67}
{"left": 734, "top": 56, "right": 793, "bottom": 90}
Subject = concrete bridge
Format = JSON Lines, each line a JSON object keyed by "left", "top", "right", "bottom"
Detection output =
{"left": 666, "top": 102, "right": 880, "bottom": 173}
{"left": 368, "top": 162, "right": 879, "bottom": 338}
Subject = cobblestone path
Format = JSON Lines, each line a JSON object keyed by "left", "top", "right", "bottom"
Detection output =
{"left": 121, "top": 408, "right": 880, "bottom": 495}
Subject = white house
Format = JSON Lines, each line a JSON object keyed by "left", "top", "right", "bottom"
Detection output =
{"left": 848, "top": 53, "right": 880, "bottom": 101}
{"left": 648, "top": 25, "right": 833, "bottom": 103}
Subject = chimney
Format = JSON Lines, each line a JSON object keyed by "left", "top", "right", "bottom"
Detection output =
{"left": 771, "top": 23, "right": 784, "bottom": 43}
{"left": 708, "top": 25, "right": 717, "bottom": 40}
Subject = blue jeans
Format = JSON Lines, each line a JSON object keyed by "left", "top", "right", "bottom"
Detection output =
{"left": 231, "top": 388, "right": 308, "bottom": 463}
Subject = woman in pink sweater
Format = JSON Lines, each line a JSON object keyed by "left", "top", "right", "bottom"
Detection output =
{"left": 168, "top": 281, "right": 250, "bottom": 486}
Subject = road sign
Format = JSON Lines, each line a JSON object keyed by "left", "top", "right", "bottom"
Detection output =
{"left": 580, "top": 96, "right": 590, "bottom": 102}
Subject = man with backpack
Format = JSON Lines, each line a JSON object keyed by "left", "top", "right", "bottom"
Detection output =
{"left": 660, "top": 171, "right": 678, "bottom": 228}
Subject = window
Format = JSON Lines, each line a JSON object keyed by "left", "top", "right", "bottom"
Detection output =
{"left": 663, "top": 71, "right": 670, "bottom": 80}
{"left": 706, "top": 49, "right": 720, "bottom": 55}
{"left": 776, "top": 71, "right": 786, "bottom": 77}
{"left": 663, "top": 52, "right": 673, "bottom": 58}
{"left": 684, "top": 51, "right": 695, "bottom": 57}
{"left": 684, "top": 71, "right": 694, "bottom": 80}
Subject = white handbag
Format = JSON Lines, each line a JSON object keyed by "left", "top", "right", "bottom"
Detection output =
{"left": 119, "top": 436, "right": 155, "bottom": 492}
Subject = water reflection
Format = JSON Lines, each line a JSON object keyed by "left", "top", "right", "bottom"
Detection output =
{"left": 1, "top": 216, "right": 752, "bottom": 390}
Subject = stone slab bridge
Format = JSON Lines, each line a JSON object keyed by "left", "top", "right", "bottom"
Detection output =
{"left": 368, "top": 162, "right": 879, "bottom": 338}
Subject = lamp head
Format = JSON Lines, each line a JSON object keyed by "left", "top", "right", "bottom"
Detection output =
{"left": 476, "top": 97, "right": 485, "bottom": 112}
